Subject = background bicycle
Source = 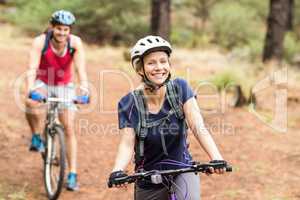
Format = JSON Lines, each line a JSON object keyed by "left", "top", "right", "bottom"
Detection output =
{"left": 30, "top": 95, "right": 88, "bottom": 200}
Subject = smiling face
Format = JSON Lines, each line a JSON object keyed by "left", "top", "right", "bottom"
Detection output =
{"left": 52, "top": 24, "right": 71, "bottom": 43}
{"left": 140, "top": 51, "right": 171, "bottom": 85}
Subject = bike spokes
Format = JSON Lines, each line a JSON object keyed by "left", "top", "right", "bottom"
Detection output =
{"left": 44, "top": 126, "right": 66, "bottom": 200}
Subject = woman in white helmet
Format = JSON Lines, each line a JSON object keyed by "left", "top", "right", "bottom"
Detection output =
{"left": 108, "top": 36, "right": 228, "bottom": 199}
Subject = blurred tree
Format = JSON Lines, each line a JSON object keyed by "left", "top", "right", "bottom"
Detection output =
{"left": 180, "top": 0, "right": 233, "bottom": 48}
{"left": 294, "top": 0, "right": 300, "bottom": 40}
{"left": 263, "top": 0, "right": 294, "bottom": 62}
{"left": 237, "top": 0, "right": 269, "bottom": 20}
{"left": 186, "top": 0, "right": 219, "bottom": 32}
{"left": 151, "top": 0, "right": 171, "bottom": 40}
{"left": 210, "top": 2, "right": 259, "bottom": 49}
{"left": 7, "top": 0, "right": 149, "bottom": 45}
{"left": 0, "top": 0, "right": 7, "bottom": 4}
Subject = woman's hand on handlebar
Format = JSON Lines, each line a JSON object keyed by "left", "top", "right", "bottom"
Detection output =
{"left": 206, "top": 160, "right": 228, "bottom": 175}
{"left": 108, "top": 170, "right": 129, "bottom": 189}
{"left": 206, "top": 167, "right": 226, "bottom": 175}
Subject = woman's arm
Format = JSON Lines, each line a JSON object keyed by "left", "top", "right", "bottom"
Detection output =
{"left": 183, "top": 97, "right": 223, "bottom": 160}
{"left": 112, "top": 127, "right": 136, "bottom": 171}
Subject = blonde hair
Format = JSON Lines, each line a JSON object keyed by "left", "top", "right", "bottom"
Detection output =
{"left": 134, "top": 59, "right": 144, "bottom": 73}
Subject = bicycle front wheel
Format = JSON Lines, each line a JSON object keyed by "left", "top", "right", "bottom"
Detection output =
{"left": 44, "top": 125, "right": 66, "bottom": 200}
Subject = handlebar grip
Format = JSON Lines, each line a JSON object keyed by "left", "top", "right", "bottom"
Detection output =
{"left": 207, "top": 160, "right": 233, "bottom": 173}
{"left": 108, "top": 176, "right": 132, "bottom": 188}
{"left": 226, "top": 166, "right": 232, "bottom": 172}
{"left": 75, "top": 95, "right": 90, "bottom": 104}
{"left": 29, "top": 91, "right": 46, "bottom": 102}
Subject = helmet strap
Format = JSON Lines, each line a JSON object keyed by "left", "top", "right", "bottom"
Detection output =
{"left": 141, "top": 65, "right": 171, "bottom": 92}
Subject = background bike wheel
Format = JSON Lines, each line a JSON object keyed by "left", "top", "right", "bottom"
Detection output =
{"left": 44, "top": 125, "right": 66, "bottom": 200}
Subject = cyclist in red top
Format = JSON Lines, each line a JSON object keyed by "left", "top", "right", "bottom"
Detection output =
{"left": 25, "top": 10, "right": 89, "bottom": 191}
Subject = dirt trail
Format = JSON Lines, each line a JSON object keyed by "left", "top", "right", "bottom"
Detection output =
{"left": 0, "top": 33, "right": 300, "bottom": 200}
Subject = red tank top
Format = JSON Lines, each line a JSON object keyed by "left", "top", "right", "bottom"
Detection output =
{"left": 37, "top": 38, "right": 73, "bottom": 85}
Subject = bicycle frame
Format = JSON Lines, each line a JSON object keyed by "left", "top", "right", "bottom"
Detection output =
{"left": 45, "top": 101, "right": 58, "bottom": 128}
{"left": 45, "top": 97, "right": 70, "bottom": 127}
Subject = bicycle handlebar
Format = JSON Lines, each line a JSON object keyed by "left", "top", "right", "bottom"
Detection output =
{"left": 29, "top": 90, "right": 89, "bottom": 104}
{"left": 30, "top": 96, "right": 89, "bottom": 104}
{"left": 108, "top": 161, "right": 232, "bottom": 188}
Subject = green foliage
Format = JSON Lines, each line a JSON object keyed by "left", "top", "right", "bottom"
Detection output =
{"left": 284, "top": 1, "right": 300, "bottom": 63}
{"left": 230, "top": 31, "right": 265, "bottom": 62}
{"left": 283, "top": 32, "right": 300, "bottom": 63}
{"left": 4, "top": 0, "right": 299, "bottom": 63}
{"left": 210, "top": 2, "right": 260, "bottom": 49}
{"left": 210, "top": 71, "right": 240, "bottom": 92}
{"left": 209, "top": 68, "right": 254, "bottom": 100}
{"left": 171, "top": 26, "right": 195, "bottom": 47}
{"left": 7, "top": 0, "right": 53, "bottom": 33}
{"left": 72, "top": 0, "right": 149, "bottom": 45}
{"left": 6, "top": 0, "right": 148, "bottom": 44}
{"left": 293, "top": 0, "right": 300, "bottom": 40}
{"left": 191, "top": 34, "right": 212, "bottom": 48}
{"left": 247, "top": 36, "right": 264, "bottom": 61}
{"left": 172, "top": 0, "right": 269, "bottom": 61}
{"left": 236, "top": 0, "right": 269, "bottom": 20}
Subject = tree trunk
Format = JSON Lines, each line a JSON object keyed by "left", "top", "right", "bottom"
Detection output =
{"left": 262, "top": 0, "right": 294, "bottom": 62}
{"left": 287, "top": 0, "right": 294, "bottom": 31}
{"left": 197, "top": 0, "right": 217, "bottom": 32}
{"left": 151, "top": 0, "right": 171, "bottom": 40}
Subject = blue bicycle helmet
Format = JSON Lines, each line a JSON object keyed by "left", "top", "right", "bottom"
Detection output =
{"left": 50, "top": 10, "right": 76, "bottom": 26}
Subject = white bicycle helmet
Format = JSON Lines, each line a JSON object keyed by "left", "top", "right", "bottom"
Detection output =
{"left": 50, "top": 10, "right": 76, "bottom": 26}
{"left": 130, "top": 35, "right": 172, "bottom": 71}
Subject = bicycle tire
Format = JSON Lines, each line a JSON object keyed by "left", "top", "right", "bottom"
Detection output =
{"left": 43, "top": 125, "right": 66, "bottom": 200}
